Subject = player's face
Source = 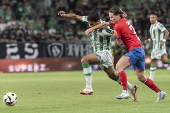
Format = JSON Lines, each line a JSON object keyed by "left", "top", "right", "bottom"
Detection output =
{"left": 88, "top": 21, "right": 100, "bottom": 27}
{"left": 109, "top": 12, "right": 120, "bottom": 24}
{"left": 150, "top": 15, "right": 157, "bottom": 24}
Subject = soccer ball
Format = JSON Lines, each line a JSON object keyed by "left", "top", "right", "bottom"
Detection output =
{"left": 3, "top": 92, "right": 17, "bottom": 106}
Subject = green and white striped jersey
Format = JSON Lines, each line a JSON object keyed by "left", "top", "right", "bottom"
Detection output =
{"left": 82, "top": 16, "right": 113, "bottom": 53}
{"left": 149, "top": 21, "right": 166, "bottom": 50}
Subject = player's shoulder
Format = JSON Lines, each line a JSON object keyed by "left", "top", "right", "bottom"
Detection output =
{"left": 120, "top": 18, "right": 128, "bottom": 22}
{"left": 115, "top": 18, "right": 127, "bottom": 29}
{"left": 117, "top": 18, "right": 127, "bottom": 25}
{"left": 156, "top": 21, "right": 164, "bottom": 26}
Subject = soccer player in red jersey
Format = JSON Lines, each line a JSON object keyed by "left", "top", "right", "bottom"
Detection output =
{"left": 85, "top": 6, "right": 166, "bottom": 102}
{"left": 58, "top": 11, "right": 138, "bottom": 98}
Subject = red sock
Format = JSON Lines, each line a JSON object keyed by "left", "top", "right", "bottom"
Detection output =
{"left": 118, "top": 70, "right": 127, "bottom": 90}
{"left": 144, "top": 78, "right": 160, "bottom": 93}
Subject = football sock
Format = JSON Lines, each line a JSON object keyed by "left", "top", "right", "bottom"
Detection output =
{"left": 144, "top": 78, "right": 160, "bottom": 93}
{"left": 110, "top": 74, "right": 132, "bottom": 89}
{"left": 111, "top": 75, "right": 132, "bottom": 89}
{"left": 127, "top": 81, "right": 133, "bottom": 90}
{"left": 82, "top": 64, "right": 92, "bottom": 89}
{"left": 118, "top": 70, "right": 128, "bottom": 90}
{"left": 122, "top": 90, "right": 128, "bottom": 94}
{"left": 149, "top": 66, "right": 156, "bottom": 81}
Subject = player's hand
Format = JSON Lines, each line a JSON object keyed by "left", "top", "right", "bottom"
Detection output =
{"left": 58, "top": 11, "right": 66, "bottom": 16}
{"left": 85, "top": 28, "right": 94, "bottom": 36}
{"left": 160, "top": 41, "right": 165, "bottom": 46}
{"left": 144, "top": 40, "right": 150, "bottom": 44}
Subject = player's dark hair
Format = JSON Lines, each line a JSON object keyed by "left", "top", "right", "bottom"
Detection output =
{"left": 150, "top": 12, "right": 158, "bottom": 17}
{"left": 109, "top": 6, "right": 127, "bottom": 18}
{"left": 87, "top": 11, "right": 100, "bottom": 22}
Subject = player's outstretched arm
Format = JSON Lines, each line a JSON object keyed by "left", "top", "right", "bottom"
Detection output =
{"left": 85, "top": 22, "right": 110, "bottom": 36}
{"left": 58, "top": 11, "right": 82, "bottom": 21}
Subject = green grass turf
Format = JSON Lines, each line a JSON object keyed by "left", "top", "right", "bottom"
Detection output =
{"left": 0, "top": 69, "right": 170, "bottom": 113}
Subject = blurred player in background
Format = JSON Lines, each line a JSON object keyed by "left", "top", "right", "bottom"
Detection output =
{"left": 85, "top": 7, "right": 166, "bottom": 102}
{"left": 145, "top": 13, "right": 169, "bottom": 81}
{"left": 58, "top": 11, "right": 138, "bottom": 101}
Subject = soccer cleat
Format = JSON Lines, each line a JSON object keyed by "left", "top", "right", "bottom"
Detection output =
{"left": 130, "top": 85, "right": 138, "bottom": 101}
{"left": 155, "top": 91, "right": 167, "bottom": 103}
{"left": 116, "top": 91, "right": 130, "bottom": 99}
{"left": 80, "top": 88, "right": 93, "bottom": 95}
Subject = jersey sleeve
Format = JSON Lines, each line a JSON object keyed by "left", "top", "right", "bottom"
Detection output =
{"left": 81, "top": 16, "right": 88, "bottom": 22}
{"left": 157, "top": 23, "right": 166, "bottom": 32}
{"left": 102, "top": 26, "right": 113, "bottom": 36}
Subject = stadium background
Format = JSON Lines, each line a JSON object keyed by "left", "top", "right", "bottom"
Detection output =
{"left": 0, "top": 0, "right": 170, "bottom": 72}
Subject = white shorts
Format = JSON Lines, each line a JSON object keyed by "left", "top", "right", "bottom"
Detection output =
{"left": 151, "top": 49, "right": 167, "bottom": 60}
{"left": 95, "top": 50, "right": 113, "bottom": 70}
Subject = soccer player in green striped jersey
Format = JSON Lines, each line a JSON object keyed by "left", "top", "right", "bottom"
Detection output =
{"left": 145, "top": 13, "right": 169, "bottom": 81}
{"left": 58, "top": 11, "right": 138, "bottom": 100}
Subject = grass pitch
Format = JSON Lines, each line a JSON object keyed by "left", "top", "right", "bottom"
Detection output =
{"left": 0, "top": 69, "right": 170, "bottom": 113}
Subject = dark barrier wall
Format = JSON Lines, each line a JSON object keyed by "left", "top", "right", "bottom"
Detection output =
{"left": 0, "top": 42, "right": 93, "bottom": 59}
{"left": 1, "top": 42, "right": 170, "bottom": 59}
{"left": 0, "top": 56, "right": 169, "bottom": 73}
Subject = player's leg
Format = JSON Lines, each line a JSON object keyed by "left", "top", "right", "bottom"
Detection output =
{"left": 115, "top": 55, "right": 131, "bottom": 99}
{"left": 149, "top": 59, "right": 157, "bottom": 81}
{"left": 99, "top": 51, "right": 120, "bottom": 84}
{"left": 98, "top": 50, "right": 133, "bottom": 90}
{"left": 149, "top": 50, "right": 167, "bottom": 81}
{"left": 161, "top": 54, "right": 170, "bottom": 64}
{"left": 80, "top": 53, "right": 99, "bottom": 95}
{"left": 116, "top": 48, "right": 145, "bottom": 100}
{"left": 161, "top": 54, "right": 170, "bottom": 70}
{"left": 135, "top": 48, "right": 166, "bottom": 102}
{"left": 104, "top": 67, "right": 120, "bottom": 83}
{"left": 104, "top": 67, "right": 138, "bottom": 101}
{"left": 97, "top": 50, "right": 136, "bottom": 98}
{"left": 135, "top": 69, "right": 166, "bottom": 102}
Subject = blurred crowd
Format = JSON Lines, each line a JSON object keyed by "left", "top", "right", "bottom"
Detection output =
{"left": 0, "top": 0, "right": 170, "bottom": 54}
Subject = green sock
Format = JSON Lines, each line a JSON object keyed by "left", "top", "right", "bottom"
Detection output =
{"left": 149, "top": 66, "right": 156, "bottom": 81}
{"left": 82, "top": 64, "right": 92, "bottom": 88}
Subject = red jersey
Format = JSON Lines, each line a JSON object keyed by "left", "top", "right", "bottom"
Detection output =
{"left": 110, "top": 18, "right": 141, "bottom": 51}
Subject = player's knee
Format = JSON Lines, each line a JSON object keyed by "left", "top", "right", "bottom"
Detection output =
{"left": 81, "top": 56, "right": 88, "bottom": 64}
